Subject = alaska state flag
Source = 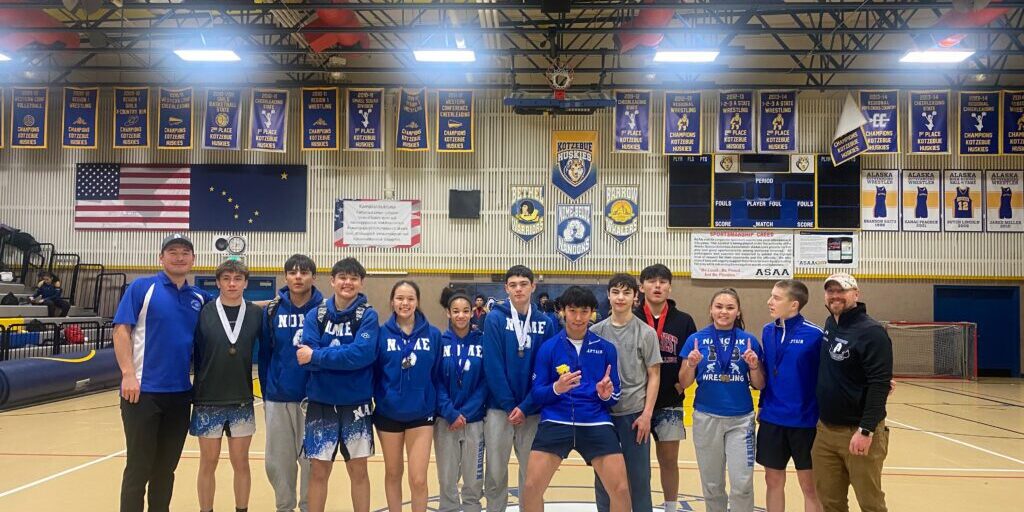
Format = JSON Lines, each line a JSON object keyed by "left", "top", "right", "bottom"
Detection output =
{"left": 189, "top": 165, "right": 307, "bottom": 231}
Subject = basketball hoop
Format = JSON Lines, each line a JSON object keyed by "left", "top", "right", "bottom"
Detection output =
{"left": 545, "top": 60, "right": 574, "bottom": 100}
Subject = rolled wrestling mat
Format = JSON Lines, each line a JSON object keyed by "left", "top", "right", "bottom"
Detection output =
{"left": 0, "top": 348, "right": 120, "bottom": 409}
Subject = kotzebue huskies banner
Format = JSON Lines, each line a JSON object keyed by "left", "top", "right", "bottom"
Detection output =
{"left": 12, "top": 87, "right": 48, "bottom": 149}
{"left": 302, "top": 87, "right": 339, "bottom": 150}
{"left": 203, "top": 88, "right": 241, "bottom": 150}
{"left": 758, "top": 90, "right": 797, "bottom": 153}
{"left": 157, "top": 87, "right": 193, "bottom": 150}
{"left": 909, "top": 90, "right": 949, "bottom": 154}
{"left": 551, "top": 131, "right": 598, "bottom": 199}
{"left": 437, "top": 90, "right": 474, "bottom": 152}
{"left": 113, "top": 87, "right": 149, "bottom": 148}
{"left": 613, "top": 90, "right": 650, "bottom": 152}
{"left": 959, "top": 91, "right": 999, "bottom": 156}
{"left": 62, "top": 87, "right": 98, "bottom": 149}
{"left": 1003, "top": 90, "right": 1024, "bottom": 154}
{"left": 860, "top": 90, "right": 899, "bottom": 153}
{"left": 396, "top": 88, "right": 429, "bottom": 151}
{"left": 250, "top": 88, "right": 288, "bottom": 152}
{"left": 556, "top": 203, "right": 592, "bottom": 262}
{"left": 346, "top": 88, "right": 383, "bottom": 151}
{"left": 510, "top": 186, "right": 545, "bottom": 242}
{"left": 664, "top": 91, "right": 701, "bottom": 155}
{"left": 718, "top": 90, "right": 754, "bottom": 153}
{"left": 604, "top": 185, "right": 639, "bottom": 242}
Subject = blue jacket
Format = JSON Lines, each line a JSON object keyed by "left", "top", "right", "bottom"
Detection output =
{"left": 33, "top": 283, "right": 61, "bottom": 301}
{"left": 758, "top": 314, "right": 823, "bottom": 428}
{"left": 482, "top": 301, "right": 557, "bottom": 415}
{"left": 375, "top": 311, "right": 443, "bottom": 422}
{"left": 436, "top": 327, "right": 488, "bottom": 424}
{"left": 531, "top": 329, "right": 620, "bottom": 426}
{"left": 257, "top": 286, "right": 324, "bottom": 403}
{"left": 300, "top": 294, "right": 380, "bottom": 406}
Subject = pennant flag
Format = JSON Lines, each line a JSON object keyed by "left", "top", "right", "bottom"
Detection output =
{"left": 1002, "top": 90, "right": 1024, "bottom": 154}
{"left": 717, "top": 90, "right": 754, "bottom": 153}
{"left": 190, "top": 165, "right": 307, "bottom": 231}
{"left": 551, "top": 131, "right": 598, "bottom": 199}
{"left": 510, "top": 186, "right": 545, "bottom": 242}
{"left": 437, "top": 90, "right": 474, "bottom": 152}
{"left": 830, "top": 93, "right": 869, "bottom": 166}
{"left": 959, "top": 91, "right": 999, "bottom": 156}
{"left": 556, "top": 203, "right": 592, "bottom": 262}
{"left": 664, "top": 91, "right": 701, "bottom": 155}
{"left": 157, "top": 87, "right": 193, "bottom": 150}
{"left": 113, "top": 87, "right": 149, "bottom": 148}
{"left": 301, "top": 87, "right": 339, "bottom": 150}
{"left": 909, "top": 90, "right": 950, "bottom": 154}
{"left": 604, "top": 185, "right": 639, "bottom": 242}
{"left": 860, "top": 90, "right": 899, "bottom": 153}
{"left": 613, "top": 90, "right": 651, "bottom": 152}
{"left": 250, "top": 88, "right": 288, "bottom": 152}
{"left": 12, "top": 87, "right": 48, "bottom": 149}
{"left": 62, "top": 87, "right": 98, "bottom": 149}
{"left": 346, "top": 88, "right": 383, "bottom": 151}
{"left": 203, "top": 88, "right": 241, "bottom": 150}
{"left": 396, "top": 88, "right": 429, "bottom": 151}
{"left": 74, "top": 163, "right": 190, "bottom": 230}
{"left": 758, "top": 90, "right": 797, "bottom": 153}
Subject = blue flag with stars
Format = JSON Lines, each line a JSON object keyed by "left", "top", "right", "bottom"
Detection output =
{"left": 189, "top": 165, "right": 307, "bottom": 232}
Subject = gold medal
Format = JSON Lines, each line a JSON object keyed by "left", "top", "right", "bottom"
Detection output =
{"left": 518, "top": 349, "right": 525, "bottom": 358}
{"left": 720, "top": 374, "right": 731, "bottom": 383}
{"left": 228, "top": 346, "right": 237, "bottom": 356}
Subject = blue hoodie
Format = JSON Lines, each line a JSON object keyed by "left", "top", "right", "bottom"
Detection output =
{"left": 300, "top": 293, "right": 380, "bottom": 406}
{"left": 531, "top": 329, "right": 621, "bottom": 426}
{"left": 375, "top": 311, "right": 443, "bottom": 423}
{"left": 758, "top": 314, "right": 823, "bottom": 428}
{"left": 436, "top": 327, "right": 488, "bottom": 424}
{"left": 258, "top": 286, "right": 324, "bottom": 403}
{"left": 482, "top": 301, "right": 557, "bottom": 416}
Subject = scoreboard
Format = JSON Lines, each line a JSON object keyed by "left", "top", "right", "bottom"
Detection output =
{"left": 713, "top": 172, "right": 815, "bottom": 228}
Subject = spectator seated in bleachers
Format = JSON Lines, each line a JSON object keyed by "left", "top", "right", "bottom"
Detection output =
{"left": 30, "top": 271, "right": 70, "bottom": 317}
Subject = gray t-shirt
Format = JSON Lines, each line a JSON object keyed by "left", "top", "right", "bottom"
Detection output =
{"left": 591, "top": 315, "right": 662, "bottom": 415}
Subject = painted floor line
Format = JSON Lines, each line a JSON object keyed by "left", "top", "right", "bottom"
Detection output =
{"left": 888, "top": 417, "right": 1024, "bottom": 466}
{"left": 0, "top": 449, "right": 126, "bottom": 499}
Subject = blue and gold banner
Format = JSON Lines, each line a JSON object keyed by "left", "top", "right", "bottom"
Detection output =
{"left": 157, "top": 87, "right": 193, "bottom": 150}
{"left": 830, "top": 93, "right": 869, "bottom": 167}
{"left": 345, "top": 88, "right": 383, "bottom": 151}
{"left": 604, "top": 185, "right": 639, "bottom": 243}
{"left": 717, "top": 90, "right": 754, "bottom": 153}
{"left": 959, "top": 91, "right": 999, "bottom": 156}
{"left": 61, "top": 87, "right": 97, "bottom": 149}
{"left": 250, "top": 88, "right": 288, "bottom": 152}
{"left": 614, "top": 90, "right": 650, "bottom": 152}
{"left": 664, "top": 91, "right": 701, "bottom": 155}
{"left": 203, "top": 88, "right": 241, "bottom": 150}
{"left": 551, "top": 131, "right": 598, "bottom": 199}
{"left": 511, "top": 186, "right": 545, "bottom": 242}
{"left": 437, "top": 89, "right": 474, "bottom": 152}
{"left": 909, "top": 90, "right": 949, "bottom": 154}
{"left": 859, "top": 90, "right": 899, "bottom": 153}
{"left": 1001, "top": 90, "right": 1024, "bottom": 155}
{"left": 12, "top": 87, "right": 48, "bottom": 149}
{"left": 113, "top": 87, "right": 149, "bottom": 148}
{"left": 758, "top": 90, "right": 797, "bottom": 153}
{"left": 556, "top": 203, "right": 592, "bottom": 262}
{"left": 301, "top": 87, "right": 339, "bottom": 150}
{"left": 396, "top": 88, "right": 429, "bottom": 151}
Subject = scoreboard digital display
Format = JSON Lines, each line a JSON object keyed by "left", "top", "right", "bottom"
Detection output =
{"left": 713, "top": 172, "right": 815, "bottom": 228}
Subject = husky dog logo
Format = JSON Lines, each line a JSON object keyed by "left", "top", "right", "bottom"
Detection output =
{"left": 772, "top": 113, "right": 785, "bottom": 131}
{"left": 678, "top": 113, "right": 689, "bottom": 131}
{"left": 551, "top": 133, "right": 598, "bottom": 199}
{"left": 557, "top": 141, "right": 594, "bottom": 187}
{"left": 719, "top": 155, "right": 734, "bottom": 172}
{"left": 729, "top": 113, "right": 743, "bottom": 131}
{"left": 796, "top": 156, "right": 810, "bottom": 172}
{"left": 922, "top": 110, "right": 937, "bottom": 131}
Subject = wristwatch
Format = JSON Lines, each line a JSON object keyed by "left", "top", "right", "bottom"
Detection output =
{"left": 858, "top": 427, "right": 874, "bottom": 437}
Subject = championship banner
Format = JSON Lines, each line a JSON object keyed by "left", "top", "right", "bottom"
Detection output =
{"left": 604, "top": 185, "right": 639, "bottom": 242}
{"left": 909, "top": 90, "right": 949, "bottom": 154}
{"left": 717, "top": 90, "right": 754, "bottom": 153}
{"left": 830, "top": 93, "right": 869, "bottom": 166}
{"left": 346, "top": 88, "right": 383, "bottom": 151}
{"left": 1001, "top": 90, "right": 1024, "bottom": 154}
{"left": 62, "top": 87, "right": 97, "bottom": 149}
{"left": 334, "top": 199, "right": 422, "bottom": 248}
{"left": 663, "top": 91, "right": 701, "bottom": 155}
{"left": 943, "top": 170, "right": 983, "bottom": 232}
{"left": 556, "top": 203, "right": 592, "bottom": 262}
{"left": 157, "top": 87, "right": 193, "bottom": 150}
{"left": 860, "top": 90, "right": 899, "bottom": 153}
{"left": 510, "top": 186, "right": 545, "bottom": 242}
{"left": 691, "top": 231, "right": 794, "bottom": 280}
{"left": 11, "top": 87, "right": 48, "bottom": 149}
{"left": 613, "top": 90, "right": 650, "bottom": 152}
{"left": 985, "top": 170, "right": 1023, "bottom": 232}
{"left": 437, "top": 90, "right": 473, "bottom": 152}
{"left": 551, "top": 131, "right": 598, "bottom": 199}
{"left": 113, "top": 87, "right": 149, "bottom": 148}
{"left": 860, "top": 169, "right": 899, "bottom": 231}
{"left": 758, "top": 90, "right": 797, "bottom": 153}
{"left": 301, "top": 87, "right": 338, "bottom": 150}
{"left": 396, "top": 88, "right": 429, "bottom": 151}
{"left": 203, "top": 88, "right": 241, "bottom": 150}
{"left": 250, "top": 89, "right": 288, "bottom": 152}
{"left": 959, "top": 91, "right": 999, "bottom": 156}
{"left": 901, "top": 170, "right": 941, "bottom": 232}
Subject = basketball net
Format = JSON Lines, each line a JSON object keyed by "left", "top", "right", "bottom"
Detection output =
{"left": 545, "top": 60, "right": 574, "bottom": 100}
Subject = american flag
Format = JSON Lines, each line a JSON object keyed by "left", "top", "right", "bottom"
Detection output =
{"left": 74, "top": 163, "right": 190, "bottom": 230}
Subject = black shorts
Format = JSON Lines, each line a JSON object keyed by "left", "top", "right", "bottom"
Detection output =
{"left": 531, "top": 422, "right": 621, "bottom": 465}
{"left": 755, "top": 420, "right": 816, "bottom": 470}
{"left": 373, "top": 413, "right": 435, "bottom": 433}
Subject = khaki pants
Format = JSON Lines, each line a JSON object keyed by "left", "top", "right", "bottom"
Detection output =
{"left": 811, "top": 420, "right": 889, "bottom": 512}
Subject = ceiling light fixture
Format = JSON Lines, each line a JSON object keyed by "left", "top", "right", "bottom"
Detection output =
{"left": 173, "top": 49, "right": 241, "bottom": 62}
{"left": 899, "top": 50, "right": 974, "bottom": 63}
{"left": 413, "top": 49, "right": 476, "bottom": 63}
{"left": 652, "top": 50, "right": 720, "bottom": 63}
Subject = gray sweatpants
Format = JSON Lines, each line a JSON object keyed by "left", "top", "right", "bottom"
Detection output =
{"left": 692, "top": 410, "right": 756, "bottom": 512}
{"left": 264, "top": 400, "right": 310, "bottom": 512}
{"left": 483, "top": 408, "right": 539, "bottom": 512}
{"left": 434, "top": 418, "right": 486, "bottom": 512}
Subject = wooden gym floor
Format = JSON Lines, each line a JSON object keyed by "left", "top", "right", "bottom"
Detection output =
{"left": 0, "top": 378, "right": 1021, "bottom": 511}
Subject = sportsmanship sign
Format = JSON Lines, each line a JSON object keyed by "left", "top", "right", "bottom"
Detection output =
{"left": 396, "top": 88, "right": 429, "bottom": 151}
{"left": 664, "top": 91, "right": 701, "bottom": 155}
{"left": 62, "top": 87, "right": 97, "bottom": 149}
{"left": 718, "top": 90, "right": 754, "bottom": 153}
{"left": 613, "top": 90, "right": 650, "bottom": 152}
{"left": 758, "top": 90, "right": 797, "bottom": 153}
{"left": 437, "top": 90, "right": 474, "bottom": 152}
{"left": 157, "top": 87, "right": 193, "bottom": 150}
{"left": 113, "top": 87, "right": 149, "bottom": 148}
{"left": 203, "top": 88, "right": 241, "bottom": 150}
{"left": 860, "top": 90, "right": 899, "bottom": 153}
{"left": 959, "top": 91, "right": 999, "bottom": 156}
{"left": 909, "top": 90, "right": 949, "bottom": 154}
{"left": 250, "top": 89, "right": 288, "bottom": 152}
{"left": 301, "top": 87, "right": 339, "bottom": 150}
{"left": 346, "top": 88, "right": 383, "bottom": 151}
